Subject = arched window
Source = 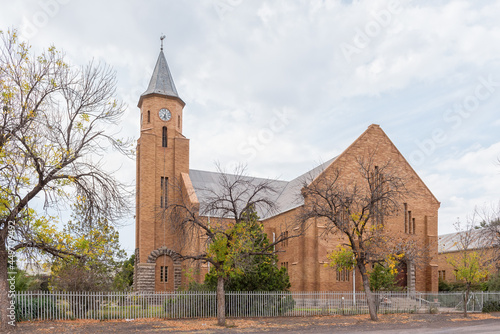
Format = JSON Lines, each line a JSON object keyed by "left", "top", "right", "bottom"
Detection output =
{"left": 147, "top": 110, "right": 151, "bottom": 123}
{"left": 162, "top": 126, "right": 167, "bottom": 147}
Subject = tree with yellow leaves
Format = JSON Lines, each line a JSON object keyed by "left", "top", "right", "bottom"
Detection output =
{"left": 168, "top": 165, "right": 301, "bottom": 326}
{"left": 301, "top": 154, "right": 423, "bottom": 321}
{"left": 446, "top": 218, "right": 493, "bottom": 318}
{"left": 0, "top": 29, "right": 131, "bottom": 329}
{"left": 49, "top": 200, "right": 126, "bottom": 292}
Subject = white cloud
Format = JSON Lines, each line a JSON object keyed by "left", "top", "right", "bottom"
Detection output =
{"left": 422, "top": 141, "right": 500, "bottom": 233}
{"left": 2, "top": 0, "right": 499, "bottom": 253}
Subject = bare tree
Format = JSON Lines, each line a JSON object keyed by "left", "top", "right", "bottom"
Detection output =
{"left": 299, "top": 154, "right": 422, "bottom": 321}
{"left": 0, "top": 30, "right": 131, "bottom": 329}
{"left": 168, "top": 164, "right": 304, "bottom": 326}
{"left": 476, "top": 203, "right": 500, "bottom": 267}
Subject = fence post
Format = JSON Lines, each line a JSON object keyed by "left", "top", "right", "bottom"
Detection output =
{"left": 481, "top": 291, "right": 483, "bottom": 311}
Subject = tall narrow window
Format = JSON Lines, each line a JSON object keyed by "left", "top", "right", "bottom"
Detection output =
{"left": 147, "top": 110, "right": 150, "bottom": 123}
{"left": 339, "top": 206, "right": 348, "bottom": 225}
{"left": 160, "top": 266, "right": 168, "bottom": 282}
{"left": 408, "top": 211, "right": 412, "bottom": 234}
{"left": 162, "top": 126, "right": 167, "bottom": 147}
{"left": 160, "top": 177, "right": 168, "bottom": 208}
{"left": 281, "top": 231, "right": 289, "bottom": 247}
{"left": 412, "top": 217, "right": 416, "bottom": 234}
{"left": 336, "top": 268, "right": 350, "bottom": 282}
{"left": 177, "top": 115, "right": 180, "bottom": 128}
{"left": 372, "top": 166, "right": 383, "bottom": 226}
{"left": 404, "top": 203, "right": 408, "bottom": 233}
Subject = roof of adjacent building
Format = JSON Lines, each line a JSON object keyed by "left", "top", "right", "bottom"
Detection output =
{"left": 438, "top": 228, "right": 492, "bottom": 253}
{"left": 189, "top": 156, "right": 337, "bottom": 220}
{"left": 141, "top": 50, "right": 181, "bottom": 100}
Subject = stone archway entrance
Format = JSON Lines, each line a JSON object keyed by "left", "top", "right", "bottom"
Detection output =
{"left": 135, "top": 247, "right": 182, "bottom": 292}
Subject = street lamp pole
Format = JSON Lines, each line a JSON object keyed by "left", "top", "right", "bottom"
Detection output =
{"left": 353, "top": 257, "right": 356, "bottom": 305}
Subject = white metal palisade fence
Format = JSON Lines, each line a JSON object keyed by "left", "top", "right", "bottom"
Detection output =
{"left": 13, "top": 291, "right": 500, "bottom": 321}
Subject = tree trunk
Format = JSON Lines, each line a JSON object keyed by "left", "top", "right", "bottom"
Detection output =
{"left": 216, "top": 276, "right": 226, "bottom": 326}
{"left": 358, "top": 263, "right": 378, "bottom": 321}
{"left": 463, "top": 284, "right": 470, "bottom": 318}
{"left": 0, "top": 241, "right": 16, "bottom": 330}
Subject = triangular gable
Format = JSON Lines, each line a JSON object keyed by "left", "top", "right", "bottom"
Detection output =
{"left": 311, "top": 124, "right": 440, "bottom": 205}
{"left": 187, "top": 124, "right": 439, "bottom": 221}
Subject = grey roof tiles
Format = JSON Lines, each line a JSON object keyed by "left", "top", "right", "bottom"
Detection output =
{"left": 188, "top": 156, "right": 337, "bottom": 220}
{"left": 142, "top": 50, "right": 180, "bottom": 99}
{"left": 438, "top": 228, "right": 492, "bottom": 253}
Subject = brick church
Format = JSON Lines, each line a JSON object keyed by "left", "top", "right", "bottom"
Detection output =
{"left": 134, "top": 47, "right": 441, "bottom": 293}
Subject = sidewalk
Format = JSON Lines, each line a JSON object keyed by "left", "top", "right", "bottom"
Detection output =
{"left": 8, "top": 312, "right": 500, "bottom": 333}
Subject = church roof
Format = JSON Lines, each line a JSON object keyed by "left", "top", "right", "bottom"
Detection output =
{"left": 271, "top": 157, "right": 337, "bottom": 217}
{"left": 187, "top": 124, "right": 441, "bottom": 222}
{"left": 141, "top": 50, "right": 182, "bottom": 101}
{"left": 188, "top": 156, "right": 337, "bottom": 220}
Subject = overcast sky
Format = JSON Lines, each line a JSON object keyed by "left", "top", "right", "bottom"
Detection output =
{"left": 2, "top": 0, "right": 499, "bottom": 255}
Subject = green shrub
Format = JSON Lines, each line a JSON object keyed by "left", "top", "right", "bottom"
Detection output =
{"left": 163, "top": 292, "right": 295, "bottom": 318}
{"left": 164, "top": 293, "right": 216, "bottom": 318}
{"left": 438, "top": 279, "right": 485, "bottom": 292}
{"left": 226, "top": 293, "right": 295, "bottom": 317}
{"left": 15, "top": 295, "right": 60, "bottom": 321}
{"left": 486, "top": 274, "right": 500, "bottom": 291}
{"left": 438, "top": 279, "right": 451, "bottom": 291}
{"left": 482, "top": 300, "right": 500, "bottom": 313}
{"left": 369, "top": 264, "right": 401, "bottom": 291}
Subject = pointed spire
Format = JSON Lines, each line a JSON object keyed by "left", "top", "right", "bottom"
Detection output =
{"left": 139, "top": 36, "right": 183, "bottom": 105}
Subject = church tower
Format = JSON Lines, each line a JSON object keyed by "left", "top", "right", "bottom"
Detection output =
{"left": 135, "top": 39, "right": 189, "bottom": 292}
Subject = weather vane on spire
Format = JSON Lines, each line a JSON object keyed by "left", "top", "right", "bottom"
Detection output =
{"left": 160, "top": 34, "right": 166, "bottom": 51}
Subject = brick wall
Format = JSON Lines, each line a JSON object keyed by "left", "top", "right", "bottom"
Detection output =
{"left": 135, "top": 94, "right": 190, "bottom": 291}
{"left": 264, "top": 125, "right": 440, "bottom": 292}
{"left": 136, "top": 116, "right": 440, "bottom": 293}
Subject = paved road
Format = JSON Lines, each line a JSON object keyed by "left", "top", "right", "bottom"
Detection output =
{"left": 239, "top": 320, "right": 500, "bottom": 334}
{"left": 342, "top": 323, "right": 500, "bottom": 334}
{"left": 12, "top": 313, "right": 500, "bottom": 333}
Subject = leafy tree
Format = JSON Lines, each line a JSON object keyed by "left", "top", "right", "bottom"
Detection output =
{"left": 369, "top": 264, "right": 399, "bottom": 292}
{"left": 447, "top": 251, "right": 489, "bottom": 317}
{"left": 300, "top": 154, "right": 424, "bottom": 321}
{"left": 5, "top": 257, "right": 36, "bottom": 292}
{"left": 169, "top": 165, "right": 301, "bottom": 326}
{"left": 0, "top": 29, "right": 130, "bottom": 328}
{"left": 204, "top": 210, "right": 290, "bottom": 292}
{"left": 49, "top": 200, "right": 126, "bottom": 291}
{"left": 113, "top": 254, "right": 135, "bottom": 291}
{"left": 446, "top": 219, "right": 493, "bottom": 317}
{"left": 326, "top": 246, "right": 403, "bottom": 291}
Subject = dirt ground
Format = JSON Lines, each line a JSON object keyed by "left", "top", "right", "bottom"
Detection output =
{"left": 6, "top": 312, "right": 500, "bottom": 333}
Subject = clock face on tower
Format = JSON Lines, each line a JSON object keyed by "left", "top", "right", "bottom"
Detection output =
{"left": 158, "top": 108, "right": 172, "bottom": 121}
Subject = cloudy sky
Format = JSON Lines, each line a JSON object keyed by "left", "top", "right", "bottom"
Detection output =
{"left": 2, "top": 0, "right": 499, "bottom": 255}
